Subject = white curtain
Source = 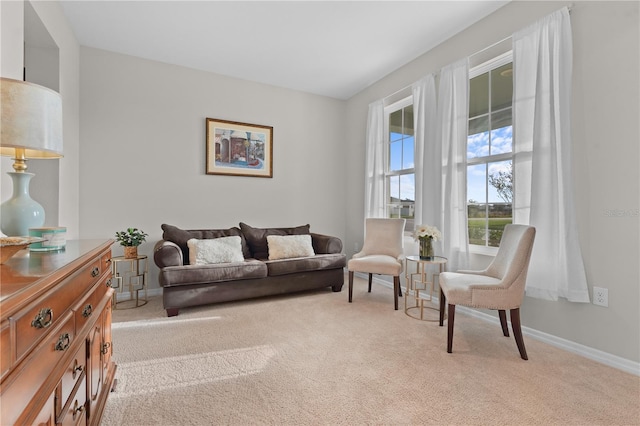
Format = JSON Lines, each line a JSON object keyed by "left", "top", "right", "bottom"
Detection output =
{"left": 513, "top": 7, "right": 590, "bottom": 302}
{"left": 412, "top": 74, "right": 439, "bottom": 230}
{"left": 364, "top": 100, "right": 385, "bottom": 218}
{"left": 437, "top": 59, "right": 470, "bottom": 271}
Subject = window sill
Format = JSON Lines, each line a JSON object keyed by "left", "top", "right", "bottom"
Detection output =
{"left": 469, "top": 244, "right": 498, "bottom": 257}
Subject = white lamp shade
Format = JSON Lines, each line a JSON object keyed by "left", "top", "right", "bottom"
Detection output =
{"left": 0, "top": 77, "right": 63, "bottom": 158}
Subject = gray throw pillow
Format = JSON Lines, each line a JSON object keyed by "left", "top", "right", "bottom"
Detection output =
{"left": 161, "top": 224, "right": 251, "bottom": 263}
{"left": 239, "top": 222, "right": 310, "bottom": 260}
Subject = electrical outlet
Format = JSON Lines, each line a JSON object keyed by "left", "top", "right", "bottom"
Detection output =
{"left": 593, "top": 287, "right": 608, "bottom": 307}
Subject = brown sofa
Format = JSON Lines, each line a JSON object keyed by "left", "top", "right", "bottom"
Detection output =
{"left": 154, "top": 223, "right": 346, "bottom": 316}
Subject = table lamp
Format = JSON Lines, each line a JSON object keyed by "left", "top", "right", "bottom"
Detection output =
{"left": 1, "top": 77, "right": 63, "bottom": 236}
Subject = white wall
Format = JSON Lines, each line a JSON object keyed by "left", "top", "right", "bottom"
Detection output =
{"left": 345, "top": 1, "right": 639, "bottom": 363}
{"left": 78, "top": 47, "right": 347, "bottom": 288}
{"left": 0, "top": 0, "right": 80, "bottom": 238}
{"left": 0, "top": 1, "right": 25, "bottom": 207}
{"left": 5, "top": 0, "right": 638, "bottom": 366}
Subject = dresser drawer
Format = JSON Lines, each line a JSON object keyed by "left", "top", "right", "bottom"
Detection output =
{"left": 74, "top": 276, "right": 110, "bottom": 334}
{"left": 58, "top": 374, "right": 87, "bottom": 426}
{"left": 58, "top": 341, "right": 87, "bottom": 416}
{"left": 0, "top": 321, "right": 10, "bottom": 380}
{"left": 0, "top": 312, "right": 75, "bottom": 426}
{"left": 12, "top": 257, "right": 103, "bottom": 362}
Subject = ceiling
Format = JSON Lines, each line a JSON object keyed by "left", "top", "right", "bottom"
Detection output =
{"left": 59, "top": 1, "right": 510, "bottom": 100}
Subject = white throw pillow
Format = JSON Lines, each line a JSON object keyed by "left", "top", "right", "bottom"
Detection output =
{"left": 267, "top": 234, "right": 315, "bottom": 260}
{"left": 187, "top": 236, "right": 245, "bottom": 265}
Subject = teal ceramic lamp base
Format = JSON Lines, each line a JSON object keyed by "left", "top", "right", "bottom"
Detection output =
{"left": 0, "top": 172, "right": 45, "bottom": 236}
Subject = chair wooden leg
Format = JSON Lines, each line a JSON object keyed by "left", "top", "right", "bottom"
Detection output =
{"left": 447, "top": 304, "right": 455, "bottom": 353}
{"left": 499, "top": 310, "right": 509, "bottom": 337}
{"left": 393, "top": 276, "right": 400, "bottom": 310}
{"left": 439, "top": 288, "right": 446, "bottom": 326}
{"left": 510, "top": 308, "right": 528, "bottom": 360}
{"left": 348, "top": 271, "right": 354, "bottom": 303}
{"left": 398, "top": 282, "right": 402, "bottom": 297}
{"left": 368, "top": 274, "right": 373, "bottom": 293}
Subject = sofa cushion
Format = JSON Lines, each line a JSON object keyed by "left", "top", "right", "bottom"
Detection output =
{"left": 187, "top": 236, "right": 245, "bottom": 265}
{"left": 161, "top": 224, "right": 251, "bottom": 263}
{"left": 267, "top": 235, "right": 315, "bottom": 260}
{"left": 265, "top": 253, "right": 346, "bottom": 276}
{"left": 159, "top": 259, "right": 268, "bottom": 288}
{"left": 239, "top": 222, "right": 310, "bottom": 260}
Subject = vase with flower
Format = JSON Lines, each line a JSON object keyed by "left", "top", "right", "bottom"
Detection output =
{"left": 412, "top": 224, "right": 442, "bottom": 260}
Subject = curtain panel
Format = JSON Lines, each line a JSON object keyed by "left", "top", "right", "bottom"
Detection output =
{"left": 412, "top": 74, "right": 439, "bottom": 233}
{"left": 513, "top": 7, "right": 590, "bottom": 302}
{"left": 437, "top": 59, "right": 470, "bottom": 272}
{"left": 364, "top": 100, "right": 385, "bottom": 219}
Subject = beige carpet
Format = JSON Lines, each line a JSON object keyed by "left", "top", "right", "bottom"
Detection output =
{"left": 103, "top": 275, "right": 640, "bottom": 426}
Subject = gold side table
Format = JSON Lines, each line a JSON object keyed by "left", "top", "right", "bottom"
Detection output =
{"left": 110, "top": 255, "right": 148, "bottom": 309}
{"left": 404, "top": 255, "right": 447, "bottom": 321}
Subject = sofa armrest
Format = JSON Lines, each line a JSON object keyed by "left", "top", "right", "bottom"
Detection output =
{"left": 154, "top": 240, "right": 184, "bottom": 268}
{"left": 311, "top": 233, "right": 343, "bottom": 255}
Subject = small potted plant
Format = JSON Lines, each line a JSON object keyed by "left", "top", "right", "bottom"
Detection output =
{"left": 115, "top": 227, "right": 148, "bottom": 259}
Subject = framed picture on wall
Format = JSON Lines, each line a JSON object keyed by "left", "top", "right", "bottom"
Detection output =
{"left": 206, "top": 118, "right": 273, "bottom": 178}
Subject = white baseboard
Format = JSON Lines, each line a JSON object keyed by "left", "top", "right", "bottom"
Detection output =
{"left": 113, "top": 287, "right": 162, "bottom": 302}
{"left": 356, "top": 272, "right": 640, "bottom": 377}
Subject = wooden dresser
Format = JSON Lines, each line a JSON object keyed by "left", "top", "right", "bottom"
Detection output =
{"left": 1, "top": 240, "right": 117, "bottom": 426}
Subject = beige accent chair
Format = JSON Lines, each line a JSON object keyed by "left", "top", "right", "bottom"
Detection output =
{"left": 438, "top": 224, "right": 536, "bottom": 360}
{"left": 348, "top": 218, "right": 406, "bottom": 310}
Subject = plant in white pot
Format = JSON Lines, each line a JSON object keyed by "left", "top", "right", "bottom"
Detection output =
{"left": 114, "top": 227, "right": 148, "bottom": 259}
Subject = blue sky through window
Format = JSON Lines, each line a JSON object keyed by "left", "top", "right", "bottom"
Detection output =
{"left": 389, "top": 125, "right": 512, "bottom": 204}
{"left": 390, "top": 133, "right": 415, "bottom": 201}
{"left": 467, "top": 126, "right": 512, "bottom": 203}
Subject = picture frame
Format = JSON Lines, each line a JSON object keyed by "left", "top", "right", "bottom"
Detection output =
{"left": 206, "top": 118, "right": 273, "bottom": 178}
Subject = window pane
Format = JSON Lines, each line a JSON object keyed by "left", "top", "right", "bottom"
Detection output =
{"left": 389, "top": 110, "right": 403, "bottom": 142}
{"left": 491, "top": 108, "right": 512, "bottom": 131}
{"left": 487, "top": 160, "right": 512, "bottom": 203}
{"left": 467, "top": 60, "right": 513, "bottom": 248}
{"left": 389, "top": 175, "right": 399, "bottom": 200}
{"left": 467, "top": 164, "right": 486, "bottom": 205}
{"left": 390, "top": 131, "right": 403, "bottom": 144}
{"left": 468, "top": 213, "right": 488, "bottom": 246}
{"left": 491, "top": 63, "right": 513, "bottom": 111}
{"left": 487, "top": 204, "right": 512, "bottom": 247}
{"left": 487, "top": 160, "right": 512, "bottom": 247}
{"left": 404, "top": 105, "right": 414, "bottom": 134}
{"left": 468, "top": 128, "right": 489, "bottom": 159}
{"left": 388, "top": 174, "right": 400, "bottom": 219}
{"left": 399, "top": 174, "right": 415, "bottom": 206}
{"left": 468, "top": 164, "right": 487, "bottom": 246}
{"left": 469, "top": 72, "right": 489, "bottom": 118}
{"left": 403, "top": 136, "right": 414, "bottom": 169}
{"left": 389, "top": 141, "right": 402, "bottom": 171}
{"left": 490, "top": 123, "right": 512, "bottom": 155}
{"left": 385, "top": 100, "right": 415, "bottom": 231}
{"left": 469, "top": 115, "right": 488, "bottom": 136}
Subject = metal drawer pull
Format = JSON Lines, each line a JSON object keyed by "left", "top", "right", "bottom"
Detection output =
{"left": 101, "top": 342, "right": 111, "bottom": 355}
{"left": 82, "top": 304, "right": 93, "bottom": 318}
{"left": 73, "top": 359, "right": 84, "bottom": 379}
{"left": 106, "top": 278, "right": 113, "bottom": 288}
{"left": 72, "top": 400, "right": 85, "bottom": 420}
{"left": 55, "top": 333, "right": 71, "bottom": 351}
{"left": 91, "top": 267, "right": 100, "bottom": 277}
{"left": 31, "top": 308, "right": 53, "bottom": 329}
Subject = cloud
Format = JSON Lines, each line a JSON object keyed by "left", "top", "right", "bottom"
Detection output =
{"left": 467, "top": 131, "right": 489, "bottom": 157}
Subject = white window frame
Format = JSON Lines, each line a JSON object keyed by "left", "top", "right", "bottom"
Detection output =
{"left": 383, "top": 96, "right": 415, "bottom": 231}
{"left": 467, "top": 51, "right": 514, "bottom": 256}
